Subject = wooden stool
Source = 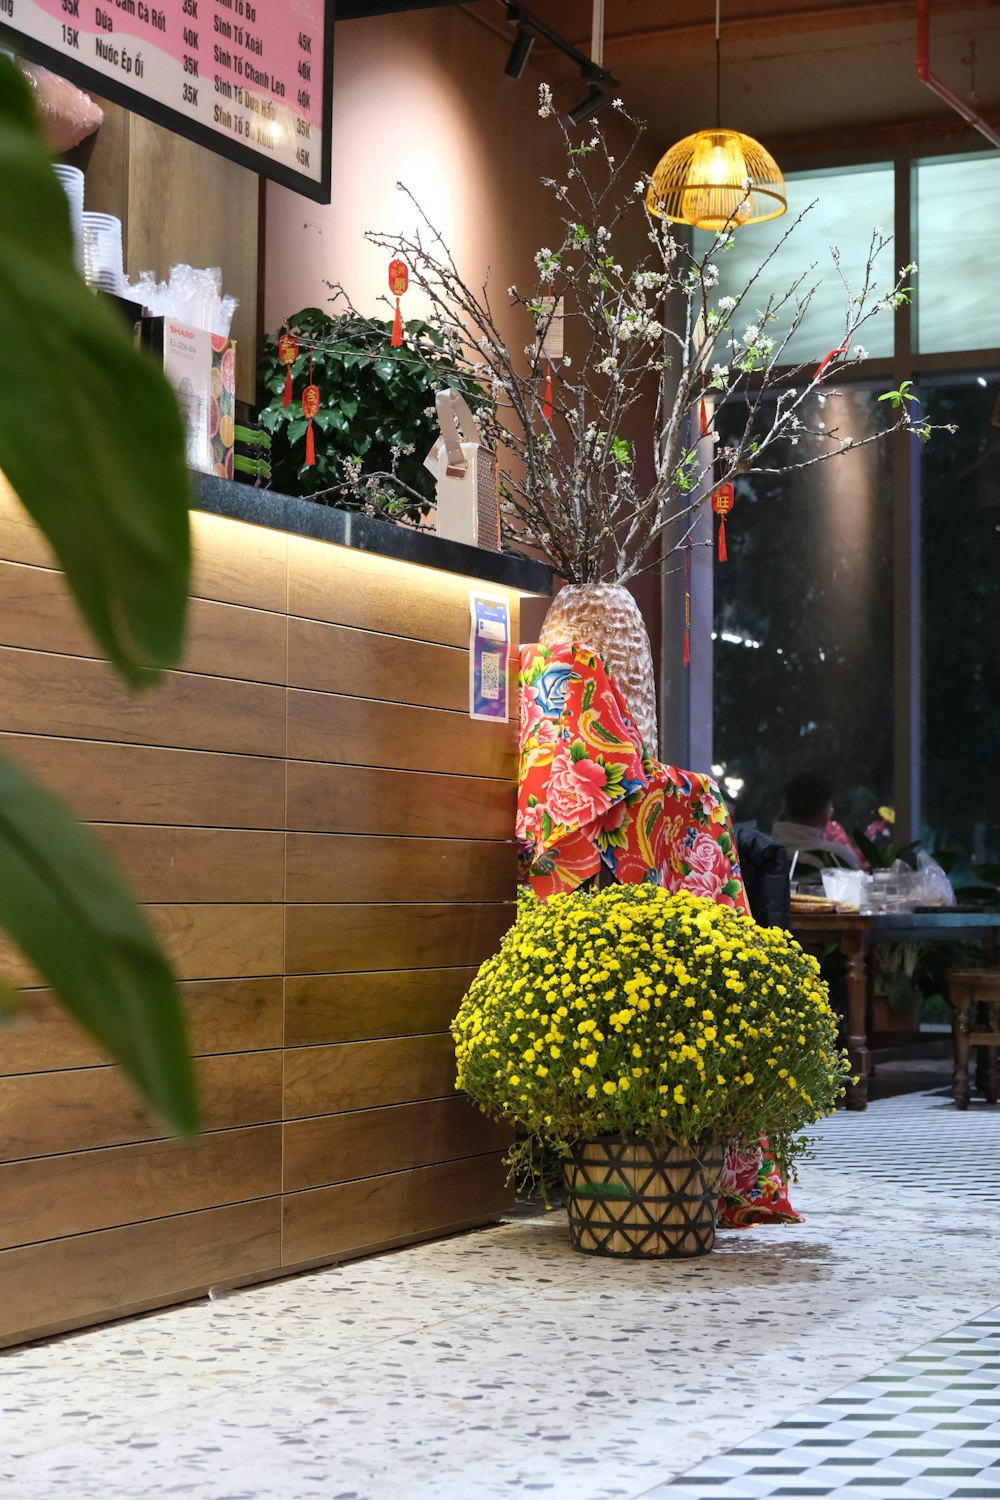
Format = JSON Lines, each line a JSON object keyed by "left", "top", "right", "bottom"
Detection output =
{"left": 950, "top": 970, "right": 1000, "bottom": 1109}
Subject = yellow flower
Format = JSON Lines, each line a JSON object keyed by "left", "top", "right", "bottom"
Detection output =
{"left": 602, "top": 1080, "right": 617, "bottom": 1095}
{"left": 673, "top": 1084, "right": 686, "bottom": 1104}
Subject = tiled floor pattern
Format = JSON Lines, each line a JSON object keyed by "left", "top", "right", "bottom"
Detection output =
{"left": 646, "top": 1314, "right": 1000, "bottom": 1498}
{"left": 807, "top": 1086, "right": 1000, "bottom": 1206}
{"left": 2, "top": 1088, "right": 1000, "bottom": 1498}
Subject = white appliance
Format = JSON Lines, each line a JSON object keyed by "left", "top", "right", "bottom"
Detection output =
{"left": 424, "top": 389, "right": 500, "bottom": 551}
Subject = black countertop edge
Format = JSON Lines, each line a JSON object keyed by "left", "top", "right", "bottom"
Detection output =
{"left": 192, "top": 473, "right": 552, "bottom": 596}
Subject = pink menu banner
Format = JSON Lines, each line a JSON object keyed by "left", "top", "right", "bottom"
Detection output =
{"left": 0, "top": 0, "right": 333, "bottom": 201}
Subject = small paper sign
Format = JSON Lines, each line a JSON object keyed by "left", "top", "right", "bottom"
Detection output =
{"left": 470, "top": 591, "right": 510, "bottom": 722}
{"left": 536, "top": 296, "right": 565, "bottom": 363}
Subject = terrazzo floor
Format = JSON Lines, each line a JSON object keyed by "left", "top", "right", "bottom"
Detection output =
{"left": 3, "top": 1086, "right": 1000, "bottom": 1499}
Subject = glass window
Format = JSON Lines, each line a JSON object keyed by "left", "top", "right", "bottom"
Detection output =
{"left": 915, "top": 154, "right": 1000, "bottom": 354}
{"left": 711, "top": 388, "right": 895, "bottom": 839}
{"left": 921, "top": 376, "right": 1000, "bottom": 861}
{"left": 693, "top": 165, "right": 896, "bottom": 365}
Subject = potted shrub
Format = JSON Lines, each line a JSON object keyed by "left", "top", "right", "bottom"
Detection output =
{"left": 256, "top": 303, "right": 484, "bottom": 516}
{"left": 871, "top": 940, "right": 927, "bottom": 1034}
{"left": 452, "top": 885, "right": 848, "bottom": 1258}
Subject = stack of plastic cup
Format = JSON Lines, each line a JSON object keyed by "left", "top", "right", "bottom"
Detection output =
{"left": 82, "top": 211, "right": 124, "bottom": 295}
{"left": 52, "top": 164, "right": 85, "bottom": 274}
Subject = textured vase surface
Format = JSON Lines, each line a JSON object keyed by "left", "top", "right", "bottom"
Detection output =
{"left": 538, "top": 582, "right": 658, "bottom": 758}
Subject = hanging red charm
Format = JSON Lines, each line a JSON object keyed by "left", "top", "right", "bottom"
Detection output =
{"left": 683, "top": 543, "right": 692, "bottom": 668}
{"left": 278, "top": 332, "right": 298, "bottom": 408}
{"left": 302, "top": 351, "right": 320, "bottom": 467}
{"left": 543, "top": 363, "right": 553, "bottom": 422}
{"left": 388, "top": 258, "right": 409, "bottom": 347}
{"left": 813, "top": 339, "right": 851, "bottom": 383}
{"left": 712, "top": 482, "right": 735, "bottom": 563}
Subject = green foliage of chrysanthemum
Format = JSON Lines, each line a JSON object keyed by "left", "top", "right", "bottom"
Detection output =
{"left": 452, "top": 886, "right": 849, "bottom": 1176}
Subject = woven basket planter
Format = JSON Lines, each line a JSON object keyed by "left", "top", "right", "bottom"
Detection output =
{"left": 562, "top": 1136, "right": 724, "bottom": 1258}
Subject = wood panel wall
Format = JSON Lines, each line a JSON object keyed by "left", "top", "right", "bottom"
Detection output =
{"left": 0, "top": 480, "right": 517, "bottom": 1348}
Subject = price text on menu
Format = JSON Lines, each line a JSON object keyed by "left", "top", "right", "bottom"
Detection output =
{"left": 0, "top": 0, "right": 333, "bottom": 201}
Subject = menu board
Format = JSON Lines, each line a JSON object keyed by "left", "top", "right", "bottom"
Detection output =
{"left": 0, "top": 0, "right": 334, "bottom": 201}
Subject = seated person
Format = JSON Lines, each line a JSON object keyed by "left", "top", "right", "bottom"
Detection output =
{"left": 771, "top": 770, "right": 861, "bottom": 877}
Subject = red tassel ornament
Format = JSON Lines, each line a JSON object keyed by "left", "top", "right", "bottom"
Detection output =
{"left": 302, "top": 352, "right": 320, "bottom": 468}
{"left": 543, "top": 363, "right": 553, "bottom": 423}
{"left": 278, "top": 332, "right": 298, "bottom": 408}
{"left": 814, "top": 340, "right": 851, "bottom": 383}
{"left": 388, "top": 258, "right": 409, "bottom": 348}
{"left": 712, "top": 483, "right": 735, "bottom": 563}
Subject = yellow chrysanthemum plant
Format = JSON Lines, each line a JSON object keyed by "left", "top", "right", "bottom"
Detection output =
{"left": 452, "top": 886, "right": 850, "bottom": 1182}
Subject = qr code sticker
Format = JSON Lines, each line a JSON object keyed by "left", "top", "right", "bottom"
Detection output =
{"left": 480, "top": 649, "right": 502, "bottom": 701}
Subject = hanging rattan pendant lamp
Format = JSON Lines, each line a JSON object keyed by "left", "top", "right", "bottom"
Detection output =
{"left": 646, "top": 1, "right": 786, "bottom": 231}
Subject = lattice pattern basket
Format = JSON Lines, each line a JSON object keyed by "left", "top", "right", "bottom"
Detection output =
{"left": 562, "top": 1136, "right": 723, "bottom": 1258}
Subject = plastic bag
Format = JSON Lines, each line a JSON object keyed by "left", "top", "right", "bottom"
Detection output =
{"left": 911, "top": 849, "right": 957, "bottom": 908}
{"left": 20, "top": 62, "right": 103, "bottom": 152}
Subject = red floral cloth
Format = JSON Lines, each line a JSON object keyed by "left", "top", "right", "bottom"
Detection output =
{"left": 517, "top": 643, "right": 748, "bottom": 909}
{"left": 517, "top": 640, "right": 801, "bottom": 1231}
{"left": 718, "top": 1137, "right": 802, "bottom": 1227}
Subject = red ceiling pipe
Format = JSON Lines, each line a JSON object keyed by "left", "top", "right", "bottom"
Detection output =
{"left": 916, "top": 0, "right": 1000, "bottom": 149}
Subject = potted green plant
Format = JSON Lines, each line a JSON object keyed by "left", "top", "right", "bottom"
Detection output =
{"left": 256, "top": 302, "right": 484, "bottom": 516}
{"left": 871, "top": 940, "right": 928, "bottom": 1034}
{"left": 452, "top": 884, "right": 848, "bottom": 1258}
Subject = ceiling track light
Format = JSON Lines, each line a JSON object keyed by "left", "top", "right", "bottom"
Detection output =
{"left": 499, "top": 0, "right": 619, "bottom": 122}
{"left": 568, "top": 84, "right": 609, "bottom": 126}
{"left": 504, "top": 25, "right": 535, "bottom": 80}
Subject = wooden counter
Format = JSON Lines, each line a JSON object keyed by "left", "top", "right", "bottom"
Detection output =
{"left": 0, "top": 478, "right": 546, "bottom": 1348}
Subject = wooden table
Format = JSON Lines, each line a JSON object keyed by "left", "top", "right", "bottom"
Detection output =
{"left": 788, "top": 909, "right": 1000, "bottom": 1109}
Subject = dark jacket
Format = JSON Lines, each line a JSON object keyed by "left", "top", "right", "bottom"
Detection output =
{"left": 734, "top": 822, "right": 791, "bottom": 929}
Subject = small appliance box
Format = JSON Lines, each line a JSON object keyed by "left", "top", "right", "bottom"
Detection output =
{"left": 141, "top": 317, "right": 237, "bottom": 478}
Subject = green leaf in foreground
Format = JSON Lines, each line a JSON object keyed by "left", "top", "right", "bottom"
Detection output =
{"left": 0, "top": 753, "right": 198, "bottom": 1135}
{"left": 0, "top": 54, "right": 191, "bottom": 686}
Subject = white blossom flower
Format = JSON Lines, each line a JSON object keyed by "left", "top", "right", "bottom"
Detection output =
{"left": 538, "top": 83, "right": 553, "bottom": 118}
{"left": 612, "top": 97, "right": 624, "bottom": 109}
{"left": 853, "top": 344, "right": 869, "bottom": 360}
{"left": 596, "top": 355, "right": 618, "bottom": 375}
{"left": 507, "top": 285, "right": 517, "bottom": 298}
{"left": 743, "top": 323, "right": 760, "bottom": 343}
{"left": 562, "top": 355, "right": 572, "bottom": 367}
{"left": 703, "top": 263, "right": 720, "bottom": 287}
{"left": 709, "top": 362, "right": 729, "bottom": 389}
{"left": 718, "top": 295, "right": 737, "bottom": 314}
{"left": 874, "top": 225, "right": 884, "bottom": 237}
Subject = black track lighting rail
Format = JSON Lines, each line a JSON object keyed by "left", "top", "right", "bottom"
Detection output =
{"left": 500, "top": 0, "right": 619, "bottom": 119}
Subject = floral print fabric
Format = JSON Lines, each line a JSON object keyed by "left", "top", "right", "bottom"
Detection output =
{"left": 517, "top": 640, "right": 801, "bottom": 1230}
{"left": 517, "top": 642, "right": 748, "bottom": 910}
{"left": 717, "top": 1137, "right": 803, "bottom": 1228}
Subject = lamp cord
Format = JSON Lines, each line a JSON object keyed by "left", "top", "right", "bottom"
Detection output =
{"left": 715, "top": 0, "right": 721, "bottom": 128}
